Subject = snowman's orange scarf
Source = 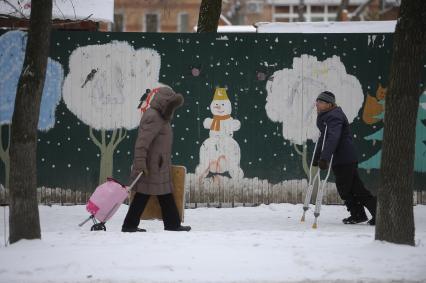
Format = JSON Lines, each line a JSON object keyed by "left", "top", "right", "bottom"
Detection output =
{"left": 210, "top": 115, "right": 231, "bottom": 131}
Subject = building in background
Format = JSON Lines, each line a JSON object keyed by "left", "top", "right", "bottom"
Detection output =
{"left": 112, "top": 0, "right": 202, "bottom": 32}
{"left": 113, "top": 0, "right": 399, "bottom": 33}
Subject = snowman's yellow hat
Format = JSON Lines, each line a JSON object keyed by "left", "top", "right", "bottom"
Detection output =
{"left": 213, "top": 88, "right": 229, "bottom": 101}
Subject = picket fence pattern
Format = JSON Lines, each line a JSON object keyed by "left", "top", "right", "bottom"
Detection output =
{"left": 1, "top": 178, "right": 425, "bottom": 206}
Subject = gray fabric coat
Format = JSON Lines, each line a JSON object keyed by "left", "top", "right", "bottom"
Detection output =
{"left": 130, "top": 87, "right": 184, "bottom": 195}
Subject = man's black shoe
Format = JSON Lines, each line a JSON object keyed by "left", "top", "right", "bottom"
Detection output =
{"left": 121, "top": 227, "right": 147, "bottom": 232}
{"left": 342, "top": 215, "right": 368, "bottom": 224}
{"left": 165, "top": 225, "right": 191, "bottom": 232}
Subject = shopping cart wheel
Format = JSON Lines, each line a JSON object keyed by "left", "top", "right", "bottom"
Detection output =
{"left": 91, "top": 223, "right": 106, "bottom": 231}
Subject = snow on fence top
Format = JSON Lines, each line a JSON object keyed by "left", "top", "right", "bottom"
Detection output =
{"left": 256, "top": 21, "right": 397, "bottom": 33}
{"left": 0, "top": 0, "right": 114, "bottom": 23}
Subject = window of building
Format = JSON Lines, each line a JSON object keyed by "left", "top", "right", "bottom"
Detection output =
{"left": 311, "top": 6, "right": 324, "bottom": 13}
{"left": 112, "top": 13, "right": 124, "bottom": 32}
{"left": 145, "top": 13, "right": 159, "bottom": 32}
{"left": 178, "top": 13, "right": 189, "bottom": 32}
{"left": 275, "top": 5, "right": 289, "bottom": 13}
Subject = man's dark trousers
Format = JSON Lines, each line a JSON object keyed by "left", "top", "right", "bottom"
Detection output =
{"left": 332, "top": 163, "right": 376, "bottom": 218}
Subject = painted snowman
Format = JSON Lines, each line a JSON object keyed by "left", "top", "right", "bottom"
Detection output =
{"left": 196, "top": 88, "right": 243, "bottom": 180}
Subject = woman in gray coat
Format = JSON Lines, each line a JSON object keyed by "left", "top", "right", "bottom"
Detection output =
{"left": 122, "top": 87, "right": 191, "bottom": 232}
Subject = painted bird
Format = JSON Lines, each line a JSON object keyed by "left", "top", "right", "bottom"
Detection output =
{"left": 81, "top": 68, "right": 98, "bottom": 88}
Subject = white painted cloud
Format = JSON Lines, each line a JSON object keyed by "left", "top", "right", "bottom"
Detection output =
{"left": 63, "top": 41, "right": 164, "bottom": 130}
{"left": 265, "top": 54, "right": 364, "bottom": 145}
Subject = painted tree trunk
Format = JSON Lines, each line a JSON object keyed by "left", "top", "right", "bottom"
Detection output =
{"left": 375, "top": 0, "right": 426, "bottom": 246}
{"left": 9, "top": 0, "right": 53, "bottom": 244}
{"left": 98, "top": 145, "right": 114, "bottom": 185}
{"left": 90, "top": 128, "right": 127, "bottom": 185}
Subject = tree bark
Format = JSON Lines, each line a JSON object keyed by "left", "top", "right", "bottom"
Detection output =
{"left": 9, "top": 0, "right": 53, "bottom": 244}
{"left": 197, "top": 0, "right": 222, "bottom": 33}
{"left": 375, "top": 0, "right": 426, "bottom": 246}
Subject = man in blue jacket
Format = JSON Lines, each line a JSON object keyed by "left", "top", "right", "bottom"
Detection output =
{"left": 313, "top": 91, "right": 377, "bottom": 225}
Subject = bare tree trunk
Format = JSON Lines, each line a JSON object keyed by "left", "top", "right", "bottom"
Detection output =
{"left": 9, "top": 0, "right": 53, "bottom": 244}
{"left": 375, "top": 0, "right": 426, "bottom": 246}
{"left": 197, "top": 0, "right": 222, "bottom": 33}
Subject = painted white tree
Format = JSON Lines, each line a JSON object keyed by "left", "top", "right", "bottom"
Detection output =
{"left": 62, "top": 41, "right": 164, "bottom": 184}
{"left": 0, "top": 31, "right": 63, "bottom": 189}
{"left": 265, "top": 55, "right": 364, "bottom": 176}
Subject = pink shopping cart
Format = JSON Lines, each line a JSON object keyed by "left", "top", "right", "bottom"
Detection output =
{"left": 79, "top": 172, "right": 142, "bottom": 231}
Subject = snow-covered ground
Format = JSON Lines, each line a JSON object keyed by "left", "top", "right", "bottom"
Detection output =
{"left": 0, "top": 204, "right": 425, "bottom": 283}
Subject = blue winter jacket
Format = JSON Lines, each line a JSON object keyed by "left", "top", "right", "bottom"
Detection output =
{"left": 314, "top": 106, "right": 358, "bottom": 166}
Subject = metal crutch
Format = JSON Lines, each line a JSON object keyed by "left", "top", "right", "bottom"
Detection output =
{"left": 301, "top": 124, "right": 329, "bottom": 222}
{"left": 312, "top": 155, "right": 333, "bottom": 229}
{"left": 300, "top": 139, "right": 321, "bottom": 222}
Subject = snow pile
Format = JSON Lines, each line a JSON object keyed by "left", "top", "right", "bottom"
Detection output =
{"left": 0, "top": 204, "right": 425, "bottom": 283}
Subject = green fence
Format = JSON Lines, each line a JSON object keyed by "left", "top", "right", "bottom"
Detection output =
{"left": 0, "top": 30, "right": 425, "bottom": 205}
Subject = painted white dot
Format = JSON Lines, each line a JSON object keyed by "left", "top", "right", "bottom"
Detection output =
{"left": 185, "top": 128, "right": 189, "bottom": 131}
{"left": 86, "top": 167, "right": 90, "bottom": 171}
{"left": 244, "top": 139, "right": 247, "bottom": 143}
{"left": 289, "top": 41, "right": 292, "bottom": 44}
{"left": 260, "top": 120, "right": 263, "bottom": 124}
{"left": 77, "top": 148, "right": 81, "bottom": 151}
{"left": 87, "top": 137, "right": 90, "bottom": 141}
{"left": 249, "top": 161, "right": 252, "bottom": 165}
{"left": 41, "top": 158, "right": 45, "bottom": 162}
{"left": 291, "top": 153, "right": 294, "bottom": 157}
{"left": 176, "top": 114, "right": 180, "bottom": 118}
{"left": 195, "top": 141, "right": 199, "bottom": 144}
{"left": 181, "top": 137, "right": 184, "bottom": 140}
{"left": 258, "top": 158, "right": 262, "bottom": 161}
{"left": 378, "top": 75, "right": 382, "bottom": 79}
{"left": 354, "top": 134, "right": 357, "bottom": 138}
{"left": 52, "top": 164, "right": 55, "bottom": 168}
{"left": 46, "top": 141, "right": 50, "bottom": 144}
{"left": 117, "top": 169, "right": 121, "bottom": 173}
{"left": 313, "top": 49, "right": 316, "bottom": 52}
{"left": 368, "top": 60, "right": 372, "bottom": 63}
{"left": 57, "top": 142, "right": 61, "bottom": 146}
{"left": 273, "top": 153, "right": 277, "bottom": 157}
{"left": 127, "top": 151, "right": 131, "bottom": 155}
{"left": 67, "top": 164, "right": 71, "bottom": 168}
{"left": 283, "top": 167, "right": 287, "bottom": 171}
{"left": 254, "top": 105, "right": 258, "bottom": 109}
{"left": 264, "top": 134, "right": 267, "bottom": 138}
{"left": 117, "top": 150, "right": 120, "bottom": 154}
{"left": 244, "top": 116, "right": 248, "bottom": 120}
{"left": 175, "top": 152, "right": 179, "bottom": 156}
